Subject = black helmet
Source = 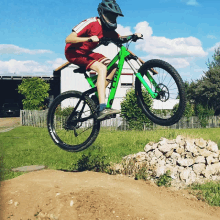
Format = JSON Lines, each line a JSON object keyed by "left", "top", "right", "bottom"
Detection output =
{"left": 98, "top": 0, "right": 124, "bottom": 30}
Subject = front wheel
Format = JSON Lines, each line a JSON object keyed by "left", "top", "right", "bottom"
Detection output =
{"left": 135, "top": 59, "right": 186, "bottom": 126}
{"left": 47, "top": 91, "right": 100, "bottom": 152}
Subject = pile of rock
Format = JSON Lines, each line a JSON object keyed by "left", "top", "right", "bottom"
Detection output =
{"left": 111, "top": 135, "right": 220, "bottom": 189}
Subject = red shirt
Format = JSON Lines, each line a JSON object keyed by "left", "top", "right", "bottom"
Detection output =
{"left": 65, "top": 17, "right": 119, "bottom": 55}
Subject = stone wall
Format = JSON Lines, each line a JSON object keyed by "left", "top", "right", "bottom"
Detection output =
{"left": 111, "top": 135, "right": 220, "bottom": 189}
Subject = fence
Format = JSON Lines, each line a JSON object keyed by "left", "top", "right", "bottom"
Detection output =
{"left": 20, "top": 110, "right": 48, "bottom": 128}
{"left": 20, "top": 110, "right": 128, "bottom": 130}
{"left": 20, "top": 110, "right": 220, "bottom": 130}
{"left": 153, "top": 116, "right": 220, "bottom": 130}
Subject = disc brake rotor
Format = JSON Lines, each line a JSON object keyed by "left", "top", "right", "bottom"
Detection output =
{"left": 155, "top": 83, "right": 169, "bottom": 102}
{"left": 64, "top": 112, "right": 82, "bottom": 130}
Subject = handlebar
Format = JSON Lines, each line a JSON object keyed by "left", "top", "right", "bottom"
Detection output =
{"left": 100, "top": 34, "right": 143, "bottom": 46}
{"left": 88, "top": 34, "right": 143, "bottom": 47}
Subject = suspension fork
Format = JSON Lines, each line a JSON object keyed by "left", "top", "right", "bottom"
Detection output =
{"left": 126, "top": 59, "right": 159, "bottom": 99}
{"left": 135, "top": 72, "right": 158, "bottom": 98}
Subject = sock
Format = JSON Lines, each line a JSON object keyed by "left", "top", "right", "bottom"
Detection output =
{"left": 99, "top": 103, "right": 106, "bottom": 112}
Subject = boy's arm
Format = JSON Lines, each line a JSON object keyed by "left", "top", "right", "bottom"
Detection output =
{"left": 65, "top": 32, "right": 99, "bottom": 43}
{"left": 118, "top": 33, "right": 158, "bottom": 75}
{"left": 119, "top": 33, "right": 142, "bottom": 40}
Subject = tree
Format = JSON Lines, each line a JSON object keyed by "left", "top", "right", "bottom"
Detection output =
{"left": 184, "top": 47, "right": 220, "bottom": 112}
{"left": 120, "top": 88, "right": 153, "bottom": 130}
{"left": 18, "top": 78, "right": 50, "bottom": 110}
{"left": 195, "top": 103, "right": 215, "bottom": 128}
{"left": 183, "top": 81, "right": 197, "bottom": 102}
{"left": 172, "top": 101, "right": 194, "bottom": 121}
{"left": 195, "top": 47, "right": 220, "bottom": 109}
{"left": 206, "top": 47, "right": 220, "bottom": 70}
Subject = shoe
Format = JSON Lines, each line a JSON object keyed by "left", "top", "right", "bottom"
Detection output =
{"left": 97, "top": 108, "right": 120, "bottom": 120}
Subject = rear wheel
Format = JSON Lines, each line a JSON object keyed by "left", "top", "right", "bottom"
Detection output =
{"left": 47, "top": 91, "right": 100, "bottom": 152}
{"left": 135, "top": 59, "right": 186, "bottom": 126}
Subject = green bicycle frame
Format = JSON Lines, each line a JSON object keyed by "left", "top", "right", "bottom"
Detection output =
{"left": 86, "top": 45, "right": 158, "bottom": 109}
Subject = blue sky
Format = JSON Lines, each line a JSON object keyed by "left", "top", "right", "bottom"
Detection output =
{"left": 1, "top": 0, "right": 220, "bottom": 82}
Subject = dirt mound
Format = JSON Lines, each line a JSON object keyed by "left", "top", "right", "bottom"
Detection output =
{"left": 1, "top": 169, "right": 220, "bottom": 220}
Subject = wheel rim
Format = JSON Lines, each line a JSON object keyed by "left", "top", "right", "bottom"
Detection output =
{"left": 139, "top": 65, "right": 183, "bottom": 122}
{"left": 50, "top": 95, "right": 97, "bottom": 149}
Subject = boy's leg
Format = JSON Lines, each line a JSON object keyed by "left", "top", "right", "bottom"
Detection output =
{"left": 90, "top": 61, "right": 107, "bottom": 106}
{"left": 66, "top": 51, "right": 119, "bottom": 119}
{"left": 90, "top": 60, "right": 120, "bottom": 120}
{"left": 101, "top": 58, "right": 117, "bottom": 87}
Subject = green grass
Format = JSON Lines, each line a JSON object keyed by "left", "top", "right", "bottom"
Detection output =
{"left": 1, "top": 126, "right": 220, "bottom": 206}
{"left": 189, "top": 181, "right": 220, "bottom": 206}
{"left": 0, "top": 126, "right": 220, "bottom": 181}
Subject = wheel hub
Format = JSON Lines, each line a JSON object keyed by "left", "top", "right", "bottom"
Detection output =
{"left": 155, "top": 83, "right": 169, "bottom": 102}
{"left": 64, "top": 112, "right": 82, "bottom": 130}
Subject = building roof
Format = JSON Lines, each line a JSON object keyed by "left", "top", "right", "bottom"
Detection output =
{"left": 54, "top": 61, "right": 71, "bottom": 72}
{"left": 0, "top": 75, "right": 56, "bottom": 81}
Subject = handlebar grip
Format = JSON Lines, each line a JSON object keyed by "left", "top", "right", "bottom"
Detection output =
{"left": 132, "top": 34, "right": 138, "bottom": 42}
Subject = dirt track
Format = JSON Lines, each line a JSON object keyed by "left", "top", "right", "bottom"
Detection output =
{"left": 1, "top": 118, "right": 220, "bottom": 219}
{"left": 1, "top": 170, "right": 220, "bottom": 220}
{"left": 0, "top": 118, "right": 20, "bottom": 132}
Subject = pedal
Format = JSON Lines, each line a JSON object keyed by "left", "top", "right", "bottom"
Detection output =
{"left": 98, "top": 114, "right": 117, "bottom": 121}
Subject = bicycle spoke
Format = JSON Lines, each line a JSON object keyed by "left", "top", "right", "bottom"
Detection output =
{"left": 136, "top": 59, "right": 186, "bottom": 126}
{"left": 51, "top": 96, "right": 96, "bottom": 147}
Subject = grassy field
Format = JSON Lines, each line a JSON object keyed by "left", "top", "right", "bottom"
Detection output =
{"left": 0, "top": 126, "right": 220, "bottom": 206}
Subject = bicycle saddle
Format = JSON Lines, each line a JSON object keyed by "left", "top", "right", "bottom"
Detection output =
{"left": 73, "top": 67, "right": 86, "bottom": 74}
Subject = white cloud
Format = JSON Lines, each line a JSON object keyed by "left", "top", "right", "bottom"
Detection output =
{"left": 140, "top": 54, "right": 191, "bottom": 69}
{"left": 182, "top": 0, "right": 199, "bottom": 6}
{"left": 134, "top": 21, "right": 207, "bottom": 60}
{"left": 186, "top": 0, "right": 199, "bottom": 6}
{"left": 0, "top": 58, "right": 66, "bottom": 75}
{"left": 194, "top": 68, "right": 205, "bottom": 73}
{"left": 0, "top": 44, "right": 52, "bottom": 55}
{"left": 0, "top": 21, "right": 208, "bottom": 76}
{"left": 207, "top": 42, "right": 220, "bottom": 52}
{"left": 207, "top": 35, "right": 217, "bottom": 39}
{"left": 94, "top": 22, "right": 207, "bottom": 70}
{"left": 134, "top": 21, "right": 153, "bottom": 38}
{"left": 0, "top": 59, "right": 51, "bottom": 74}
{"left": 116, "top": 24, "right": 133, "bottom": 36}
{"left": 47, "top": 58, "right": 67, "bottom": 70}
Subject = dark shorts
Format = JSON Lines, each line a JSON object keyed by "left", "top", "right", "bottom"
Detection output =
{"left": 65, "top": 51, "right": 107, "bottom": 70}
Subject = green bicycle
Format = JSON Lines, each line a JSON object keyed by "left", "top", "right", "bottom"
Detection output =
{"left": 47, "top": 35, "right": 186, "bottom": 152}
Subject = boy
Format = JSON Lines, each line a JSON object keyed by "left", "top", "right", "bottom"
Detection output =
{"left": 65, "top": 0, "right": 142, "bottom": 120}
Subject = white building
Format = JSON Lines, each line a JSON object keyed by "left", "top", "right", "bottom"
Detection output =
{"left": 59, "top": 64, "right": 135, "bottom": 110}
{"left": 54, "top": 44, "right": 178, "bottom": 110}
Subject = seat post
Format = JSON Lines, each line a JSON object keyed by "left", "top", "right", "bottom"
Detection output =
{"left": 73, "top": 67, "right": 89, "bottom": 78}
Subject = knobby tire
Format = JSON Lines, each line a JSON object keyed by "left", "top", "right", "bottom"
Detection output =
{"left": 47, "top": 91, "right": 100, "bottom": 152}
{"left": 135, "top": 59, "right": 186, "bottom": 126}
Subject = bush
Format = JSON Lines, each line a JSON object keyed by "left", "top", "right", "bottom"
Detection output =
{"left": 135, "top": 167, "right": 148, "bottom": 180}
{"left": 55, "top": 106, "right": 74, "bottom": 117}
{"left": 172, "top": 101, "right": 194, "bottom": 120}
{"left": 156, "top": 170, "right": 172, "bottom": 187}
{"left": 120, "top": 88, "right": 153, "bottom": 130}
{"left": 195, "top": 104, "right": 215, "bottom": 128}
{"left": 75, "top": 153, "right": 110, "bottom": 172}
{"left": 18, "top": 78, "right": 50, "bottom": 110}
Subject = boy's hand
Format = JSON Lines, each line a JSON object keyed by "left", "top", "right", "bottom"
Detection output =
{"left": 134, "top": 33, "right": 143, "bottom": 38}
{"left": 88, "top": 36, "right": 99, "bottom": 42}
